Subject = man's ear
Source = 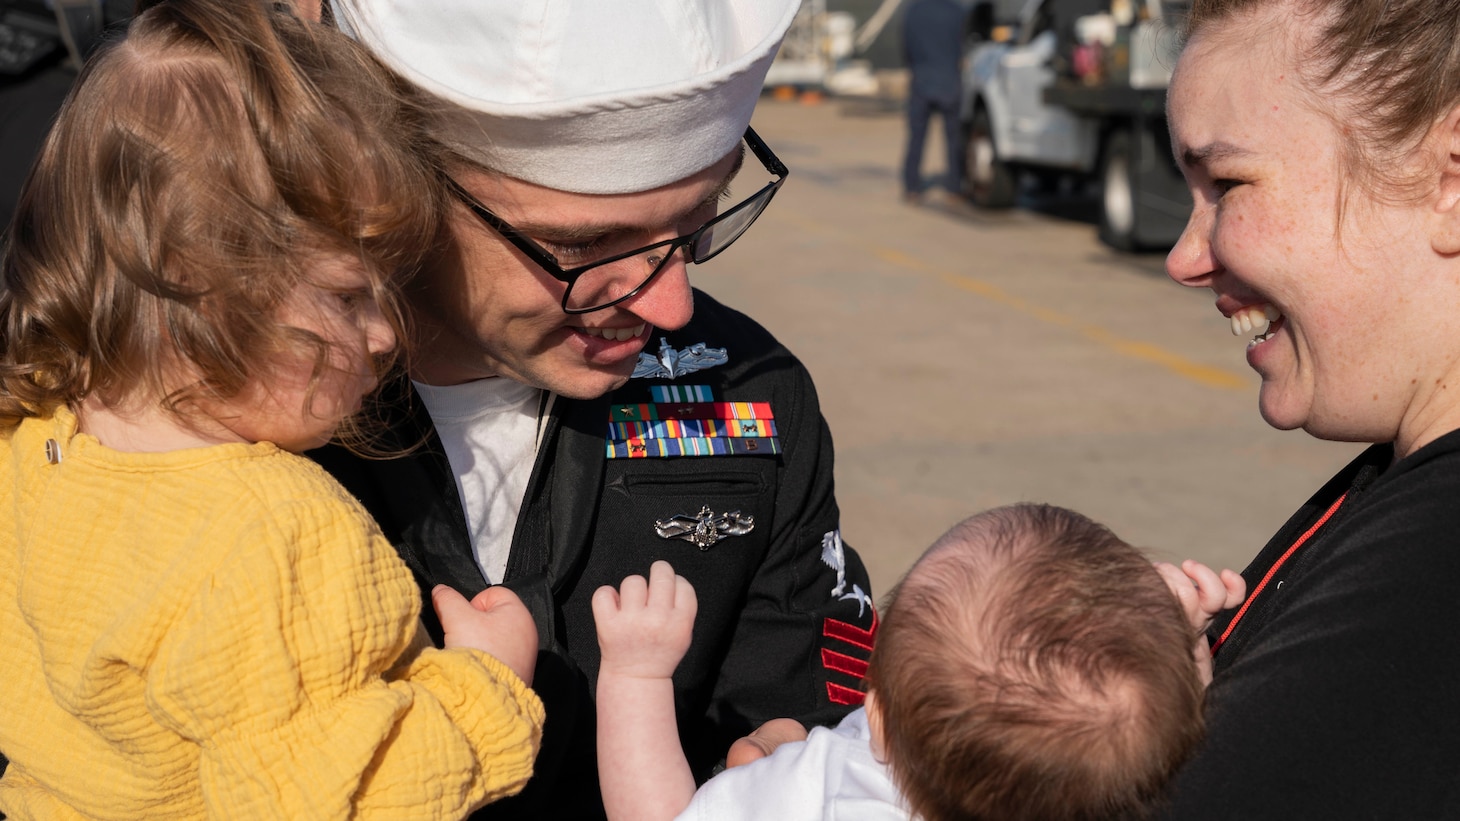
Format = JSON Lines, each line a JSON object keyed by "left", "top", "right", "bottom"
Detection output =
{"left": 1431, "top": 103, "right": 1460, "bottom": 256}
{"left": 865, "top": 689, "right": 887, "bottom": 762}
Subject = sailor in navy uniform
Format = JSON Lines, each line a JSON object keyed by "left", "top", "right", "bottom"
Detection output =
{"left": 314, "top": 2, "right": 877, "bottom": 818}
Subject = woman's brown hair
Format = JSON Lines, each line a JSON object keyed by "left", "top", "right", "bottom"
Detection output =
{"left": 1184, "top": 0, "right": 1460, "bottom": 193}
{"left": 0, "top": 0, "right": 447, "bottom": 444}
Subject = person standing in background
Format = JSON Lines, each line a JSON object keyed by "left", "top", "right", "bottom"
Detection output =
{"left": 901, "top": 0, "right": 968, "bottom": 203}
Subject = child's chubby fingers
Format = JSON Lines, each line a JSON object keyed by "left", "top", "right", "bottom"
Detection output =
{"left": 674, "top": 573, "right": 697, "bottom": 619}
{"left": 1182, "top": 560, "right": 1246, "bottom": 616}
{"left": 615, "top": 572, "right": 650, "bottom": 611}
{"left": 1153, "top": 561, "right": 1201, "bottom": 613}
{"left": 1219, "top": 568, "right": 1247, "bottom": 609}
{"left": 726, "top": 719, "right": 809, "bottom": 768}
{"left": 431, "top": 583, "right": 473, "bottom": 622}
{"left": 645, "top": 558, "right": 677, "bottom": 604}
{"left": 647, "top": 560, "right": 679, "bottom": 607}
{"left": 470, "top": 584, "right": 523, "bottom": 613}
{"left": 646, "top": 560, "right": 697, "bottom": 616}
{"left": 1180, "top": 560, "right": 1227, "bottom": 613}
{"left": 591, "top": 584, "right": 623, "bottom": 623}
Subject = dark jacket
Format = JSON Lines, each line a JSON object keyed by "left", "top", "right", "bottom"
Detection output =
{"left": 1156, "top": 431, "right": 1460, "bottom": 819}
{"left": 313, "top": 291, "right": 876, "bottom": 820}
{"left": 902, "top": 0, "right": 966, "bottom": 103}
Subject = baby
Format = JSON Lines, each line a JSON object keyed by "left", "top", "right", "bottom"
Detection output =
{"left": 593, "top": 503, "right": 1243, "bottom": 821}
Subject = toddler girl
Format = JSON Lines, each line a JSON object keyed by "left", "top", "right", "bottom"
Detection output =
{"left": 0, "top": 2, "right": 542, "bottom": 818}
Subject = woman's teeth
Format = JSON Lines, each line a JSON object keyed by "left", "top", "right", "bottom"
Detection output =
{"left": 580, "top": 323, "right": 645, "bottom": 342}
{"left": 1230, "top": 304, "right": 1281, "bottom": 345}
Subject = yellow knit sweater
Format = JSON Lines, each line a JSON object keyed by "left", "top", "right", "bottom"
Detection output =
{"left": 0, "top": 409, "right": 544, "bottom": 819}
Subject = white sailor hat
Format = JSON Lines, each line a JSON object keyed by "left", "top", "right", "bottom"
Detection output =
{"left": 334, "top": 0, "right": 801, "bottom": 195}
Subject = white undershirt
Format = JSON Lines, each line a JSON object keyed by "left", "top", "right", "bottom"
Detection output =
{"left": 412, "top": 377, "right": 542, "bottom": 585}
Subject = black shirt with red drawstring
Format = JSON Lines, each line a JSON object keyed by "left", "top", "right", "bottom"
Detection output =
{"left": 1156, "top": 430, "right": 1460, "bottom": 819}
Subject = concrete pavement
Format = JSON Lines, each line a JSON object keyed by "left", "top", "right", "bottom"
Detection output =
{"left": 694, "top": 97, "right": 1360, "bottom": 597}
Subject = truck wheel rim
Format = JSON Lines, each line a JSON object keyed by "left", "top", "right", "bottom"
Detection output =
{"left": 970, "top": 131, "right": 994, "bottom": 186}
{"left": 974, "top": 138, "right": 993, "bottom": 183}
{"left": 1105, "top": 154, "right": 1134, "bottom": 236}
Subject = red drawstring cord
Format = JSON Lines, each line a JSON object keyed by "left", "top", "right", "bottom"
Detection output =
{"left": 1210, "top": 492, "right": 1349, "bottom": 656}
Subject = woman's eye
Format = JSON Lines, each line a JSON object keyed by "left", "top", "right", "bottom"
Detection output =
{"left": 1213, "top": 179, "right": 1242, "bottom": 197}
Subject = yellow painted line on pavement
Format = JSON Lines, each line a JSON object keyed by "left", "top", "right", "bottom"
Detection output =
{"left": 871, "top": 247, "right": 1250, "bottom": 391}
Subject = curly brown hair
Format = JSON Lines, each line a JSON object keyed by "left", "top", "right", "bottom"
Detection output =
{"left": 0, "top": 0, "right": 447, "bottom": 446}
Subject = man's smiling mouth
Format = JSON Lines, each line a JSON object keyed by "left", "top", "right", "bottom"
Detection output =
{"left": 577, "top": 323, "right": 647, "bottom": 342}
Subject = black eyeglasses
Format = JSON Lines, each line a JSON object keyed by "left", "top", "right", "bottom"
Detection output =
{"left": 446, "top": 127, "right": 788, "bottom": 314}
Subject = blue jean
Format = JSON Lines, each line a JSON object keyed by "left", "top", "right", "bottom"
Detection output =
{"left": 902, "top": 92, "right": 962, "bottom": 194}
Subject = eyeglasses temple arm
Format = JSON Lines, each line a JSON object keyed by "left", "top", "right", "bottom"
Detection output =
{"left": 444, "top": 176, "right": 566, "bottom": 273}
{"left": 744, "top": 127, "right": 789, "bottom": 179}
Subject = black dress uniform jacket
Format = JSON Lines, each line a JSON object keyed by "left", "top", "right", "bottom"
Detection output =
{"left": 1155, "top": 430, "right": 1460, "bottom": 819}
{"left": 312, "top": 292, "right": 876, "bottom": 820}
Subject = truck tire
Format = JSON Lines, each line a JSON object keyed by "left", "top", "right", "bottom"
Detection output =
{"left": 1098, "top": 130, "right": 1138, "bottom": 251}
{"left": 964, "top": 108, "right": 1016, "bottom": 208}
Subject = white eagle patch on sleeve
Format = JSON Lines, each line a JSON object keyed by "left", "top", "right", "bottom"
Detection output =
{"left": 820, "top": 529, "right": 872, "bottom": 617}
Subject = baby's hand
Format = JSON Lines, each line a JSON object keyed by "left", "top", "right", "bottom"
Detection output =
{"left": 433, "top": 584, "right": 539, "bottom": 686}
{"left": 1154, "top": 560, "right": 1245, "bottom": 686}
{"left": 1154, "top": 560, "right": 1246, "bottom": 632}
{"left": 726, "top": 718, "right": 809, "bottom": 768}
{"left": 592, "top": 560, "right": 697, "bottom": 680}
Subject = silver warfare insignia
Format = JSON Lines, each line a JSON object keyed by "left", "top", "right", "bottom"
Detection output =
{"left": 655, "top": 505, "right": 755, "bottom": 550}
{"left": 821, "top": 529, "right": 873, "bottom": 618}
{"left": 632, "top": 338, "right": 728, "bottom": 380}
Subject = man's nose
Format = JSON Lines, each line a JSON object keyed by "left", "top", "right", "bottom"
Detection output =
{"left": 620, "top": 250, "right": 695, "bottom": 331}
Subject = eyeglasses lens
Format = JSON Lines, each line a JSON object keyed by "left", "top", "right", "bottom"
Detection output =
{"left": 692, "top": 183, "right": 778, "bottom": 263}
{"left": 563, "top": 182, "right": 779, "bottom": 313}
{"left": 562, "top": 242, "right": 682, "bottom": 313}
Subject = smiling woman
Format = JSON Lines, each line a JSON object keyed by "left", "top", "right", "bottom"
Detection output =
{"left": 1157, "top": 0, "right": 1460, "bottom": 817}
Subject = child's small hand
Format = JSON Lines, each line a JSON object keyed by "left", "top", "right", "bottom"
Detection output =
{"left": 1154, "top": 560, "right": 1246, "bottom": 686}
{"left": 1154, "top": 560, "right": 1246, "bottom": 632}
{"left": 433, "top": 584, "right": 539, "bottom": 685}
{"left": 726, "top": 718, "right": 808, "bottom": 768}
{"left": 592, "top": 560, "right": 697, "bottom": 680}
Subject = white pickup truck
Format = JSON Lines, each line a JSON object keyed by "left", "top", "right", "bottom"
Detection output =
{"left": 960, "top": 0, "right": 1192, "bottom": 250}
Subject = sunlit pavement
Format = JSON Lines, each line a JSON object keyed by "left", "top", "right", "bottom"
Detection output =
{"left": 693, "top": 97, "right": 1358, "bottom": 596}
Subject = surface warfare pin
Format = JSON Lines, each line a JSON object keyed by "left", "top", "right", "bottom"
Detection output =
{"left": 632, "top": 337, "right": 728, "bottom": 380}
{"left": 655, "top": 505, "right": 755, "bottom": 549}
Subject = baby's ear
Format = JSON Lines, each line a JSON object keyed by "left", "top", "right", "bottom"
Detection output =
{"left": 1430, "top": 103, "right": 1460, "bottom": 256}
{"left": 865, "top": 689, "right": 887, "bottom": 762}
